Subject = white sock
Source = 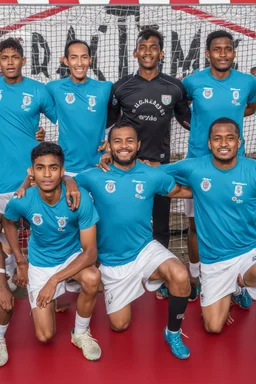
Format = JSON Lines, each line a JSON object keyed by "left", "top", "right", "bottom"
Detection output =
{"left": 74, "top": 312, "right": 91, "bottom": 335}
{"left": 233, "top": 285, "right": 242, "bottom": 296}
{"left": 189, "top": 262, "right": 200, "bottom": 278}
{"left": 0, "top": 323, "right": 9, "bottom": 341}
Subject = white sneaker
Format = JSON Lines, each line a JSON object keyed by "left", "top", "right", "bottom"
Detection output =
{"left": 0, "top": 339, "right": 8, "bottom": 367}
{"left": 71, "top": 328, "right": 101, "bottom": 361}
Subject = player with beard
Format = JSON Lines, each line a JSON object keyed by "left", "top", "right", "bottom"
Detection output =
{"left": 65, "top": 124, "right": 192, "bottom": 360}
{"left": 104, "top": 28, "right": 190, "bottom": 259}
{"left": 182, "top": 30, "right": 256, "bottom": 301}
{"left": 162, "top": 118, "right": 256, "bottom": 333}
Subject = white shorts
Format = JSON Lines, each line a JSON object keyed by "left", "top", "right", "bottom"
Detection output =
{"left": 200, "top": 248, "right": 256, "bottom": 307}
{"left": 99, "top": 240, "right": 177, "bottom": 314}
{"left": 0, "top": 192, "right": 14, "bottom": 214}
{"left": 64, "top": 171, "right": 78, "bottom": 177}
{"left": 27, "top": 251, "right": 80, "bottom": 309}
{"left": 184, "top": 198, "right": 194, "bottom": 217}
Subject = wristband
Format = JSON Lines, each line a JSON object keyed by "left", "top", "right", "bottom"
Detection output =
{"left": 0, "top": 268, "right": 6, "bottom": 274}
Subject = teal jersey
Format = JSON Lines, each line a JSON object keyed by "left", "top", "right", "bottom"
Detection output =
{"left": 4, "top": 185, "right": 99, "bottom": 267}
{"left": 0, "top": 77, "right": 56, "bottom": 193}
{"left": 75, "top": 162, "right": 175, "bottom": 266}
{"left": 47, "top": 78, "right": 112, "bottom": 173}
{"left": 162, "top": 155, "right": 256, "bottom": 264}
{"left": 183, "top": 68, "right": 256, "bottom": 158}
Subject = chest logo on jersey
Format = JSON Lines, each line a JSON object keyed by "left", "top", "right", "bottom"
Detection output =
{"left": 132, "top": 179, "right": 146, "bottom": 199}
{"left": 105, "top": 180, "right": 116, "bottom": 193}
{"left": 87, "top": 95, "right": 97, "bottom": 112}
{"left": 234, "top": 185, "right": 243, "bottom": 197}
{"left": 65, "top": 93, "right": 76, "bottom": 104}
{"left": 56, "top": 216, "right": 68, "bottom": 231}
{"left": 231, "top": 181, "right": 247, "bottom": 204}
{"left": 32, "top": 213, "right": 43, "bottom": 226}
{"left": 0, "top": 90, "right": 3, "bottom": 101}
{"left": 21, "top": 93, "right": 33, "bottom": 111}
{"left": 230, "top": 88, "right": 241, "bottom": 106}
{"left": 200, "top": 178, "right": 211, "bottom": 192}
{"left": 202, "top": 88, "right": 213, "bottom": 99}
{"left": 161, "top": 95, "right": 172, "bottom": 106}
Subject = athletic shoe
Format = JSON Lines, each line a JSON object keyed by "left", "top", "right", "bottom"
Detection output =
{"left": 231, "top": 288, "right": 252, "bottom": 309}
{"left": 71, "top": 328, "right": 101, "bottom": 361}
{"left": 188, "top": 278, "right": 200, "bottom": 302}
{"left": 156, "top": 283, "right": 169, "bottom": 300}
{"left": 163, "top": 326, "right": 190, "bottom": 359}
{"left": 0, "top": 339, "right": 8, "bottom": 367}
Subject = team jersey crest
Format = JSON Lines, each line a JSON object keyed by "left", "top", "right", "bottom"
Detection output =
{"left": 22, "top": 94, "right": 32, "bottom": 106}
{"left": 65, "top": 93, "right": 76, "bottom": 104}
{"left": 32, "top": 213, "right": 43, "bottom": 226}
{"left": 200, "top": 178, "right": 211, "bottom": 192}
{"left": 161, "top": 95, "right": 172, "bottom": 105}
{"left": 234, "top": 185, "right": 243, "bottom": 197}
{"left": 135, "top": 183, "right": 144, "bottom": 194}
{"left": 233, "top": 90, "right": 240, "bottom": 100}
{"left": 105, "top": 180, "right": 116, "bottom": 193}
{"left": 203, "top": 88, "right": 213, "bottom": 99}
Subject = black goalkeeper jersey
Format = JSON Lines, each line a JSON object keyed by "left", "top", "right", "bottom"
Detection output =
{"left": 107, "top": 72, "right": 191, "bottom": 163}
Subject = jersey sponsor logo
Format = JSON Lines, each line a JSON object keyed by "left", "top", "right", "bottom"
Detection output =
{"left": 161, "top": 95, "right": 172, "bottom": 105}
{"left": 232, "top": 196, "right": 243, "bottom": 204}
{"left": 230, "top": 88, "right": 241, "bottom": 106}
{"left": 21, "top": 92, "right": 33, "bottom": 111}
{"left": 200, "top": 178, "right": 211, "bottom": 192}
{"left": 32, "top": 213, "right": 43, "bottom": 226}
{"left": 202, "top": 88, "right": 213, "bottom": 99}
{"left": 233, "top": 90, "right": 240, "bottom": 100}
{"left": 105, "top": 180, "right": 116, "bottom": 193}
{"left": 87, "top": 94, "right": 97, "bottom": 112}
{"left": 65, "top": 93, "right": 76, "bottom": 104}
{"left": 56, "top": 216, "right": 68, "bottom": 231}
{"left": 133, "top": 99, "right": 165, "bottom": 116}
{"left": 252, "top": 255, "right": 256, "bottom": 261}
{"left": 133, "top": 180, "right": 146, "bottom": 199}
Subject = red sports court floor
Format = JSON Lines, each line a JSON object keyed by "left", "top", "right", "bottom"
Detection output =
{"left": 1, "top": 291, "right": 255, "bottom": 384}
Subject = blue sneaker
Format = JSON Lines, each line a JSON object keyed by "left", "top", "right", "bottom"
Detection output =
{"left": 164, "top": 326, "right": 190, "bottom": 359}
{"left": 231, "top": 288, "right": 252, "bottom": 309}
{"left": 156, "top": 283, "right": 169, "bottom": 300}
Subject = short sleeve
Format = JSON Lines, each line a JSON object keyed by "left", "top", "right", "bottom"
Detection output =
{"left": 4, "top": 197, "right": 23, "bottom": 221}
{"left": 40, "top": 84, "right": 57, "bottom": 124}
{"left": 77, "top": 188, "right": 99, "bottom": 230}
{"left": 160, "top": 159, "right": 197, "bottom": 187}
{"left": 152, "top": 168, "right": 176, "bottom": 196}
{"left": 74, "top": 171, "right": 91, "bottom": 191}
{"left": 248, "top": 76, "right": 256, "bottom": 104}
{"left": 182, "top": 75, "right": 194, "bottom": 101}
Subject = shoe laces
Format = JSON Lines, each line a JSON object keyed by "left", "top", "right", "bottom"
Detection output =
{"left": 80, "top": 328, "right": 98, "bottom": 347}
{"left": 180, "top": 329, "right": 189, "bottom": 339}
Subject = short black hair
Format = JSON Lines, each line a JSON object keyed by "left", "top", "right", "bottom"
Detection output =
{"left": 0, "top": 38, "right": 24, "bottom": 57}
{"left": 64, "top": 39, "right": 91, "bottom": 58}
{"left": 31, "top": 142, "right": 64, "bottom": 167}
{"left": 108, "top": 123, "right": 139, "bottom": 143}
{"left": 206, "top": 30, "right": 234, "bottom": 51}
{"left": 136, "top": 27, "right": 164, "bottom": 51}
{"left": 209, "top": 117, "right": 240, "bottom": 138}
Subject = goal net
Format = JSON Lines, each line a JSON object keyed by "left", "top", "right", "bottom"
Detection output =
{"left": 0, "top": 4, "right": 255, "bottom": 256}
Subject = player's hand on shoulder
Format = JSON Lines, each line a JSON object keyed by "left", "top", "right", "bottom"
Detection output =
{"left": 35, "top": 126, "right": 46, "bottom": 142}
{"left": 96, "top": 152, "right": 112, "bottom": 172}
{"left": 65, "top": 178, "right": 81, "bottom": 211}
{"left": 14, "top": 187, "right": 26, "bottom": 199}
{"left": 97, "top": 140, "right": 108, "bottom": 152}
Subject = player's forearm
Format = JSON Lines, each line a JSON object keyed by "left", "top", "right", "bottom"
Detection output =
{"left": 2, "top": 218, "right": 25, "bottom": 263}
{"left": 20, "top": 175, "right": 32, "bottom": 191}
{"left": 167, "top": 185, "right": 192, "bottom": 199}
{"left": 244, "top": 105, "right": 256, "bottom": 117}
{"left": 50, "top": 247, "right": 97, "bottom": 285}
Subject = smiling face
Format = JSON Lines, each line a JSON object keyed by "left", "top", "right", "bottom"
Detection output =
{"left": 208, "top": 122, "right": 241, "bottom": 168}
{"left": 64, "top": 43, "right": 91, "bottom": 83}
{"left": 31, "top": 154, "right": 64, "bottom": 193}
{"left": 0, "top": 47, "right": 26, "bottom": 83}
{"left": 206, "top": 37, "right": 235, "bottom": 73}
{"left": 133, "top": 35, "right": 164, "bottom": 71}
{"left": 107, "top": 126, "right": 141, "bottom": 169}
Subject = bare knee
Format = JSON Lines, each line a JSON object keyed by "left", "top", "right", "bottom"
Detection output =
{"left": 169, "top": 263, "right": 190, "bottom": 295}
{"left": 80, "top": 267, "right": 101, "bottom": 294}
{"left": 204, "top": 320, "right": 224, "bottom": 334}
{"left": 110, "top": 319, "right": 130, "bottom": 332}
{"left": 35, "top": 328, "right": 55, "bottom": 343}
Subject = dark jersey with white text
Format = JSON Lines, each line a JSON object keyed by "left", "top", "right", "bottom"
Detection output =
{"left": 107, "top": 73, "right": 191, "bottom": 163}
